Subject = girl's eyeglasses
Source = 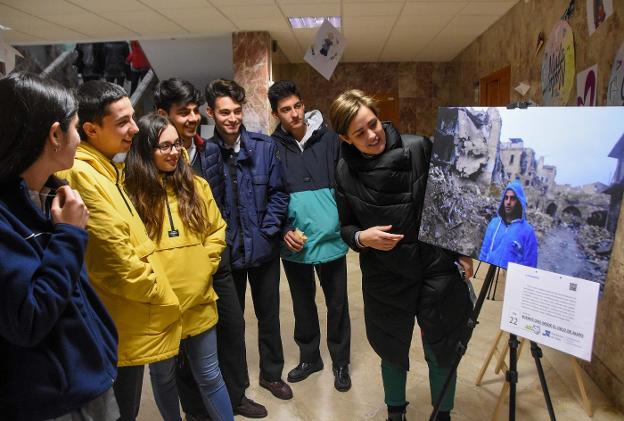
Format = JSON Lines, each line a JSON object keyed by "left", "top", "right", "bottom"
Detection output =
{"left": 155, "top": 140, "right": 183, "bottom": 153}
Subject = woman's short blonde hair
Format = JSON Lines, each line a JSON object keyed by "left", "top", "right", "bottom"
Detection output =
{"left": 329, "top": 89, "right": 379, "bottom": 137}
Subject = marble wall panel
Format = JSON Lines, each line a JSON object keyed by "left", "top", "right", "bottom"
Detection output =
{"left": 399, "top": 97, "right": 435, "bottom": 136}
{"left": 278, "top": 61, "right": 452, "bottom": 135}
{"left": 233, "top": 31, "right": 271, "bottom": 134}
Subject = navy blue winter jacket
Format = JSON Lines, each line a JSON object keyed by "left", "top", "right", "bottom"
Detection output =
{"left": 206, "top": 126, "right": 289, "bottom": 269}
{"left": 191, "top": 134, "right": 225, "bottom": 210}
{"left": 0, "top": 176, "right": 118, "bottom": 421}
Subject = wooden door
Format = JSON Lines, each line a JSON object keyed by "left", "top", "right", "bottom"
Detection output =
{"left": 480, "top": 66, "right": 511, "bottom": 106}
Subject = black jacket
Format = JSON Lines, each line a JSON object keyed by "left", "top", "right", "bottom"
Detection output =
{"left": 335, "top": 122, "right": 471, "bottom": 368}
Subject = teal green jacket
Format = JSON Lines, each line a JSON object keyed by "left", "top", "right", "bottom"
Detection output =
{"left": 271, "top": 111, "right": 348, "bottom": 264}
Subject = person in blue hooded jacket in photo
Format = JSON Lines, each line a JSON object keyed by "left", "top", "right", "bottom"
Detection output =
{"left": 479, "top": 180, "right": 538, "bottom": 269}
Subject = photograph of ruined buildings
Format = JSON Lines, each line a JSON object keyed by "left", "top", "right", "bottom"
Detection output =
{"left": 420, "top": 106, "right": 624, "bottom": 288}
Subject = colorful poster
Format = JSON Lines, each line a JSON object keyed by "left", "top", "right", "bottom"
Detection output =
{"left": 541, "top": 20, "right": 575, "bottom": 106}
{"left": 577, "top": 65, "right": 598, "bottom": 106}
{"left": 587, "top": 0, "right": 614, "bottom": 36}
{"left": 607, "top": 41, "right": 624, "bottom": 106}
{"left": 304, "top": 19, "right": 346, "bottom": 81}
{"left": 500, "top": 263, "right": 600, "bottom": 361}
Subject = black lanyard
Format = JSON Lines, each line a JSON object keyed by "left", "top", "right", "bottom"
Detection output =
{"left": 164, "top": 197, "right": 179, "bottom": 238}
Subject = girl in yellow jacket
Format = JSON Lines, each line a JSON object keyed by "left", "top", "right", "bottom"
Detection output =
{"left": 125, "top": 113, "right": 232, "bottom": 421}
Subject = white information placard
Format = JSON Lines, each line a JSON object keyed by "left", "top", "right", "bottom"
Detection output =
{"left": 500, "top": 263, "right": 600, "bottom": 361}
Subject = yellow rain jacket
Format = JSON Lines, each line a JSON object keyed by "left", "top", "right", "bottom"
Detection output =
{"left": 157, "top": 176, "right": 226, "bottom": 337}
{"left": 59, "top": 142, "right": 182, "bottom": 366}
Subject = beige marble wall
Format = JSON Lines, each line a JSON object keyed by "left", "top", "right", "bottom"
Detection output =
{"left": 233, "top": 31, "right": 272, "bottom": 134}
{"left": 278, "top": 62, "right": 455, "bottom": 136}
{"left": 446, "top": 0, "right": 624, "bottom": 411}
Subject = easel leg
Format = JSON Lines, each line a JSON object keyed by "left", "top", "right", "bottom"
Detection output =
{"left": 491, "top": 268, "right": 501, "bottom": 301}
{"left": 495, "top": 341, "right": 509, "bottom": 374}
{"left": 492, "top": 334, "right": 521, "bottom": 421}
{"left": 474, "top": 260, "right": 482, "bottom": 279}
{"left": 570, "top": 356, "right": 593, "bottom": 417}
{"left": 476, "top": 330, "right": 504, "bottom": 386}
{"left": 428, "top": 265, "right": 497, "bottom": 421}
{"left": 496, "top": 338, "right": 525, "bottom": 374}
{"left": 492, "top": 381, "right": 510, "bottom": 421}
{"left": 530, "top": 341, "right": 556, "bottom": 420}
{"left": 508, "top": 334, "right": 519, "bottom": 421}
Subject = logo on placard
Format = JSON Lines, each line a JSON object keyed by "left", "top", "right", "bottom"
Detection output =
{"left": 569, "top": 282, "right": 578, "bottom": 292}
{"left": 524, "top": 324, "right": 541, "bottom": 335}
{"left": 543, "top": 330, "right": 551, "bottom": 337}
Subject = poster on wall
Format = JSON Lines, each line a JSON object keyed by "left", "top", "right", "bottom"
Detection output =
{"left": 0, "top": 26, "right": 21, "bottom": 77}
{"left": 419, "top": 106, "right": 624, "bottom": 291}
{"left": 541, "top": 20, "right": 575, "bottom": 106}
{"left": 587, "top": 0, "right": 614, "bottom": 36}
{"left": 303, "top": 19, "right": 346, "bottom": 81}
{"left": 607, "top": 41, "right": 624, "bottom": 106}
{"left": 577, "top": 65, "right": 598, "bottom": 106}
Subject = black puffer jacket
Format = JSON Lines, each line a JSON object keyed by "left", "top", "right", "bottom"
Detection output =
{"left": 335, "top": 122, "right": 471, "bottom": 369}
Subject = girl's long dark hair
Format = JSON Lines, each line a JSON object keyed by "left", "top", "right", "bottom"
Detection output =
{"left": 0, "top": 72, "right": 77, "bottom": 179}
{"left": 125, "top": 113, "right": 207, "bottom": 242}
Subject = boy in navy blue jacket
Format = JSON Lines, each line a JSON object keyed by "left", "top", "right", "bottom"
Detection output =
{"left": 204, "top": 79, "right": 293, "bottom": 401}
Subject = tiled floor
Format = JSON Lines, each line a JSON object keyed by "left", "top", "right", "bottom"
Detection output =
{"left": 137, "top": 254, "right": 624, "bottom": 420}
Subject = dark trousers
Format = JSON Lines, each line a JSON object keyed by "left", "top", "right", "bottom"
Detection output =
{"left": 232, "top": 257, "right": 285, "bottom": 382}
{"left": 176, "top": 247, "right": 249, "bottom": 416}
{"left": 113, "top": 365, "right": 145, "bottom": 421}
{"left": 282, "top": 256, "right": 351, "bottom": 367}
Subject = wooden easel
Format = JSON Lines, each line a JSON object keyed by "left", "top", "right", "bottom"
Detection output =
{"left": 475, "top": 329, "right": 594, "bottom": 419}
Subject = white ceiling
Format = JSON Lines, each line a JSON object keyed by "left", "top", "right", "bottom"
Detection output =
{"left": 0, "top": 0, "right": 519, "bottom": 62}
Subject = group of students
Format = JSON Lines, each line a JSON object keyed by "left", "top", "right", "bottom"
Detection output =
{"left": 0, "top": 71, "right": 473, "bottom": 421}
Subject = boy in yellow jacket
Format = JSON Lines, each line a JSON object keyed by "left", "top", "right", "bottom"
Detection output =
{"left": 59, "top": 81, "right": 182, "bottom": 421}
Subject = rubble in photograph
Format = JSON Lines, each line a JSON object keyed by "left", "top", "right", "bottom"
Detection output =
{"left": 420, "top": 107, "right": 615, "bottom": 287}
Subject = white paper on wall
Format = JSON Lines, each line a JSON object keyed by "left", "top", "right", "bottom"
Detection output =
{"left": 576, "top": 64, "right": 598, "bottom": 106}
{"left": 541, "top": 20, "right": 575, "bottom": 106}
{"left": 587, "top": 0, "right": 614, "bottom": 36}
{"left": 303, "top": 20, "right": 346, "bottom": 81}
{"left": 0, "top": 27, "right": 22, "bottom": 77}
{"left": 514, "top": 81, "right": 531, "bottom": 96}
{"left": 607, "top": 41, "right": 624, "bottom": 106}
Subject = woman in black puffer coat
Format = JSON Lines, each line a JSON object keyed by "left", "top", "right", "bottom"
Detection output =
{"left": 330, "top": 90, "right": 473, "bottom": 421}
